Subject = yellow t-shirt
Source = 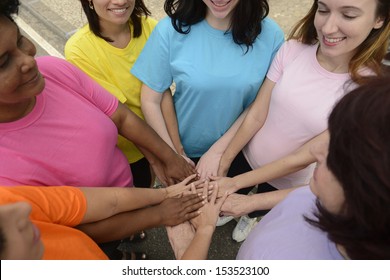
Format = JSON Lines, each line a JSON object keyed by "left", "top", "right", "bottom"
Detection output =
{"left": 65, "top": 17, "right": 157, "bottom": 163}
{"left": 0, "top": 186, "right": 108, "bottom": 260}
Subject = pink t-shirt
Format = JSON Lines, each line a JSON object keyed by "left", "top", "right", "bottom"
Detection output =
{"left": 0, "top": 56, "right": 133, "bottom": 187}
{"left": 244, "top": 40, "right": 353, "bottom": 189}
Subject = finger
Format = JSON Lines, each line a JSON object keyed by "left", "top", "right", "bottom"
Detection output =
{"left": 190, "top": 182, "right": 196, "bottom": 194}
{"left": 203, "top": 180, "right": 209, "bottom": 201}
{"left": 185, "top": 210, "right": 201, "bottom": 221}
{"left": 181, "top": 174, "right": 198, "bottom": 185}
{"left": 209, "top": 175, "right": 221, "bottom": 181}
{"left": 210, "top": 183, "right": 219, "bottom": 204}
{"left": 216, "top": 190, "right": 229, "bottom": 209}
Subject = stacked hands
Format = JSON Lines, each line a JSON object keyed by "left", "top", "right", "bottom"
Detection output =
{"left": 162, "top": 174, "right": 229, "bottom": 229}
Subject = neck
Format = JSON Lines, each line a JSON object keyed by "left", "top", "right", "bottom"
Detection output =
{"left": 0, "top": 97, "right": 36, "bottom": 123}
{"left": 316, "top": 47, "right": 352, "bottom": 74}
{"left": 100, "top": 21, "right": 131, "bottom": 48}
{"left": 205, "top": 12, "right": 232, "bottom": 31}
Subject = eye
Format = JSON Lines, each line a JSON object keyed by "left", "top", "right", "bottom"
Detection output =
{"left": 0, "top": 54, "right": 9, "bottom": 68}
{"left": 317, "top": 8, "right": 329, "bottom": 15}
{"left": 343, "top": 14, "right": 357, "bottom": 20}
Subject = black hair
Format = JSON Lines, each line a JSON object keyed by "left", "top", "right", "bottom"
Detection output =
{"left": 0, "top": 0, "right": 19, "bottom": 19}
{"left": 79, "top": 0, "right": 151, "bottom": 42}
{"left": 164, "top": 0, "right": 269, "bottom": 53}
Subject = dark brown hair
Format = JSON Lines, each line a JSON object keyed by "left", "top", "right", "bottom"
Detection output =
{"left": 164, "top": 0, "right": 269, "bottom": 53}
{"left": 79, "top": 0, "right": 151, "bottom": 42}
{"left": 308, "top": 75, "right": 390, "bottom": 259}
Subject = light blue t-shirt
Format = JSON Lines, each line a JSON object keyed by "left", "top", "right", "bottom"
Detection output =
{"left": 237, "top": 186, "right": 344, "bottom": 260}
{"left": 132, "top": 17, "right": 284, "bottom": 157}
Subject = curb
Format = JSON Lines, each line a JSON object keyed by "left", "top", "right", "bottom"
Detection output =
{"left": 20, "top": 0, "right": 78, "bottom": 40}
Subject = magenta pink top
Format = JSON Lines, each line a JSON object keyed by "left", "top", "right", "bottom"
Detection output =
{"left": 0, "top": 56, "right": 133, "bottom": 187}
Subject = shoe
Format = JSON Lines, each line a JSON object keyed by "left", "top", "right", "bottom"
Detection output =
{"left": 129, "top": 231, "right": 147, "bottom": 243}
{"left": 216, "top": 215, "right": 234, "bottom": 226}
{"left": 122, "top": 251, "right": 148, "bottom": 260}
{"left": 232, "top": 215, "right": 258, "bottom": 242}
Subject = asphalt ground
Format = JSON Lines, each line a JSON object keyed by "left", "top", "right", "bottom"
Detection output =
{"left": 18, "top": 0, "right": 314, "bottom": 260}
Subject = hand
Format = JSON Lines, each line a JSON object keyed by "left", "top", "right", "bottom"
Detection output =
{"left": 165, "top": 174, "right": 203, "bottom": 198}
{"left": 190, "top": 182, "right": 228, "bottom": 231}
{"left": 158, "top": 154, "right": 197, "bottom": 186}
{"left": 217, "top": 153, "right": 233, "bottom": 177}
{"left": 156, "top": 194, "right": 204, "bottom": 226}
{"left": 209, "top": 176, "right": 237, "bottom": 198}
{"left": 220, "top": 193, "right": 253, "bottom": 217}
{"left": 196, "top": 149, "right": 223, "bottom": 180}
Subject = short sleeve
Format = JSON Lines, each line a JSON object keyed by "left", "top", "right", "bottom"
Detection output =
{"left": 131, "top": 18, "right": 173, "bottom": 93}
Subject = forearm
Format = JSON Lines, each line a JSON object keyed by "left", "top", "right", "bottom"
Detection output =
{"left": 76, "top": 206, "right": 163, "bottom": 243}
{"left": 79, "top": 187, "right": 166, "bottom": 223}
{"left": 161, "top": 89, "right": 185, "bottom": 155}
{"left": 180, "top": 226, "right": 214, "bottom": 260}
{"left": 141, "top": 85, "right": 177, "bottom": 151}
{"left": 230, "top": 131, "right": 329, "bottom": 191}
{"left": 247, "top": 188, "right": 298, "bottom": 212}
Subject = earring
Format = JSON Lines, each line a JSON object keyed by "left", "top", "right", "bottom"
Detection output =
{"left": 88, "top": 1, "right": 94, "bottom": 10}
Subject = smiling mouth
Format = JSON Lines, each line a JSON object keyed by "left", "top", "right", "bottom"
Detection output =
{"left": 23, "top": 72, "right": 41, "bottom": 86}
{"left": 323, "top": 36, "right": 346, "bottom": 45}
{"left": 109, "top": 7, "right": 128, "bottom": 14}
{"left": 210, "top": 0, "right": 232, "bottom": 7}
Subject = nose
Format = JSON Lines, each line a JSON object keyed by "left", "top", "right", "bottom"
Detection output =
{"left": 18, "top": 51, "right": 37, "bottom": 74}
{"left": 111, "top": 0, "right": 127, "bottom": 5}
{"left": 321, "top": 14, "right": 339, "bottom": 35}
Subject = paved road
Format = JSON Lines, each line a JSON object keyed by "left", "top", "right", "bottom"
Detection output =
{"left": 17, "top": 0, "right": 313, "bottom": 260}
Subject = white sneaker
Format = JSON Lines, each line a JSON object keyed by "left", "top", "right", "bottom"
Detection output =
{"left": 216, "top": 215, "right": 234, "bottom": 227}
{"left": 232, "top": 215, "right": 258, "bottom": 242}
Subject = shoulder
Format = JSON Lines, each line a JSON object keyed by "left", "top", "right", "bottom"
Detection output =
{"left": 36, "top": 56, "right": 82, "bottom": 84}
{"left": 141, "top": 16, "right": 158, "bottom": 30}
{"left": 262, "top": 17, "right": 283, "bottom": 33}
{"left": 65, "top": 24, "right": 93, "bottom": 47}
{"left": 154, "top": 16, "right": 173, "bottom": 32}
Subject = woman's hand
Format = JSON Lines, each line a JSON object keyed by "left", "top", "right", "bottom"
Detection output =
{"left": 165, "top": 174, "right": 203, "bottom": 198}
{"left": 190, "top": 182, "right": 228, "bottom": 230}
{"left": 196, "top": 149, "right": 223, "bottom": 180}
{"left": 156, "top": 194, "right": 204, "bottom": 226}
{"left": 209, "top": 176, "right": 238, "bottom": 198}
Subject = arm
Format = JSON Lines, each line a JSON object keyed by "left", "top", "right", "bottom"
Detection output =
{"left": 161, "top": 89, "right": 184, "bottom": 156}
{"left": 111, "top": 101, "right": 195, "bottom": 185}
{"left": 217, "top": 78, "right": 275, "bottom": 176}
{"left": 180, "top": 183, "right": 228, "bottom": 260}
{"left": 161, "top": 89, "right": 195, "bottom": 167}
{"left": 220, "top": 187, "right": 299, "bottom": 217}
{"left": 213, "top": 131, "right": 329, "bottom": 195}
{"left": 141, "top": 84, "right": 178, "bottom": 150}
{"left": 78, "top": 175, "right": 197, "bottom": 224}
{"left": 77, "top": 194, "right": 204, "bottom": 243}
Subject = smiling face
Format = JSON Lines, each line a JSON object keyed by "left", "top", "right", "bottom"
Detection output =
{"left": 202, "top": 0, "right": 240, "bottom": 30}
{"left": 309, "top": 140, "right": 345, "bottom": 214}
{"left": 91, "top": 0, "right": 135, "bottom": 27}
{"left": 0, "top": 202, "right": 44, "bottom": 260}
{"left": 0, "top": 16, "right": 45, "bottom": 107}
{"left": 314, "top": 0, "right": 384, "bottom": 65}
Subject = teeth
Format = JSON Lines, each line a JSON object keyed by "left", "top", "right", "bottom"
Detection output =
{"left": 325, "top": 37, "right": 344, "bottom": 43}
{"left": 110, "top": 8, "right": 126, "bottom": 13}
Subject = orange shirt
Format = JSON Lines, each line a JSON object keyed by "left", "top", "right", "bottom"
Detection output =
{"left": 0, "top": 186, "right": 108, "bottom": 260}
